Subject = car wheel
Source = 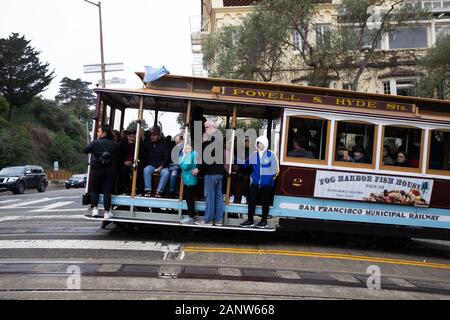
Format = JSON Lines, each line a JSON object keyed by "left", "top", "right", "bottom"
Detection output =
{"left": 13, "top": 181, "right": 25, "bottom": 195}
{"left": 38, "top": 180, "right": 47, "bottom": 193}
{"left": 66, "top": 185, "right": 70, "bottom": 189}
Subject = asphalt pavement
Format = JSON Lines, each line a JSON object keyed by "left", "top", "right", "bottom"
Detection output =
{"left": 0, "top": 188, "right": 449, "bottom": 299}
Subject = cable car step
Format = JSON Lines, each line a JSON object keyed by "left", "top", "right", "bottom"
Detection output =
{"left": 84, "top": 209, "right": 276, "bottom": 232}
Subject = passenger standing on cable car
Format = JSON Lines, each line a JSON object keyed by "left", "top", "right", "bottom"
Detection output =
{"left": 192, "top": 120, "right": 224, "bottom": 226}
{"left": 83, "top": 124, "right": 118, "bottom": 220}
{"left": 240, "top": 135, "right": 279, "bottom": 229}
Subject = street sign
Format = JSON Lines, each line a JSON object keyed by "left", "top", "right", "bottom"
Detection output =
{"left": 98, "top": 77, "right": 127, "bottom": 86}
{"left": 83, "top": 62, "right": 124, "bottom": 73}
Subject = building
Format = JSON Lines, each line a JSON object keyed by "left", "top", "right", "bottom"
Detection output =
{"left": 191, "top": 0, "right": 450, "bottom": 97}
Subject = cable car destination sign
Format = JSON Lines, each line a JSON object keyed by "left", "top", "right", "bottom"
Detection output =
{"left": 220, "top": 86, "right": 416, "bottom": 114}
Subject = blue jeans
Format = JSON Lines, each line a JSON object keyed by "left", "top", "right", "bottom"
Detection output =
{"left": 143, "top": 165, "right": 170, "bottom": 193}
{"left": 204, "top": 174, "right": 224, "bottom": 223}
{"left": 169, "top": 168, "right": 180, "bottom": 193}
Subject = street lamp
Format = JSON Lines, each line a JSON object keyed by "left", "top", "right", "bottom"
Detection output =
{"left": 83, "top": 0, "right": 105, "bottom": 88}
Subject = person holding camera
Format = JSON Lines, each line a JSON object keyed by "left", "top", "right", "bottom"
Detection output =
{"left": 83, "top": 124, "right": 118, "bottom": 219}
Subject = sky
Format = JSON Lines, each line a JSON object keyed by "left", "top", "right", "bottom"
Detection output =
{"left": 0, "top": 0, "right": 200, "bottom": 136}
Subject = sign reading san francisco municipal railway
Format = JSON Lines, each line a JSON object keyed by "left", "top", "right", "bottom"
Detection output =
{"left": 314, "top": 171, "right": 433, "bottom": 206}
{"left": 222, "top": 87, "right": 416, "bottom": 114}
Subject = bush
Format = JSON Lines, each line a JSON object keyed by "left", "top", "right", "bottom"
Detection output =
{"left": 48, "top": 131, "right": 79, "bottom": 169}
{"left": 0, "top": 96, "right": 9, "bottom": 119}
{"left": 0, "top": 126, "right": 36, "bottom": 168}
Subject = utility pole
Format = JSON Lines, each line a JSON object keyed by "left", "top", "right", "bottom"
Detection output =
{"left": 83, "top": 0, "right": 105, "bottom": 88}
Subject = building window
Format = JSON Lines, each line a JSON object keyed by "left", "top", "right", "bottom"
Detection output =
{"left": 428, "top": 130, "right": 450, "bottom": 172}
{"left": 436, "top": 24, "right": 450, "bottom": 40}
{"left": 389, "top": 26, "right": 428, "bottom": 49}
{"left": 285, "top": 116, "right": 329, "bottom": 162}
{"left": 342, "top": 83, "right": 353, "bottom": 91}
{"left": 335, "top": 122, "right": 376, "bottom": 166}
{"left": 315, "top": 24, "right": 331, "bottom": 44}
{"left": 382, "top": 126, "right": 423, "bottom": 169}
{"left": 381, "top": 79, "right": 416, "bottom": 96}
{"left": 292, "top": 30, "right": 303, "bottom": 51}
{"left": 383, "top": 81, "right": 391, "bottom": 94}
{"left": 395, "top": 79, "right": 416, "bottom": 96}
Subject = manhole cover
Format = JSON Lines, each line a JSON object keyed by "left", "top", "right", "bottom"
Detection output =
{"left": 242, "top": 269, "right": 277, "bottom": 278}
{"left": 183, "top": 266, "right": 218, "bottom": 275}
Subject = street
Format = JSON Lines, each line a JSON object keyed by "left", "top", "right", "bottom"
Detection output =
{"left": 0, "top": 188, "right": 449, "bottom": 299}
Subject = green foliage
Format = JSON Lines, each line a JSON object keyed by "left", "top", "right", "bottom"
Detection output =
{"left": 126, "top": 119, "right": 149, "bottom": 131}
{"left": 0, "top": 96, "right": 9, "bottom": 118}
{"left": 415, "top": 34, "right": 450, "bottom": 99}
{"left": 203, "top": 0, "right": 430, "bottom": 89}
{"left": 48, "top": 131, "right": 80, "bottom": 169}
{"left": 55, "top": 77, "right": 96, "bottom": 123}
{"left": 0, "top": 126, "right": 35, "bottom": 168}
{"left": 203, "top": 10, "right": 289, "bottom": 82}
{"left": 26, "top": 97, "right": 84, "bottom": 140}
{"left": 0, "top": 33, "right": 54, "bottom": 120}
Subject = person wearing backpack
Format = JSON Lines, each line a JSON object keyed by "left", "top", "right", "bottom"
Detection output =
{"left": 83, "top": 124, "right": 118, "bottom": 219}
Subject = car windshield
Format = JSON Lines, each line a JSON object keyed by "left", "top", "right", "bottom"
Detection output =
{"left": 72, "top": 175, "right": 85, "bottom": 179}
{"left": 0, "top": 167, "right": 25, "bottom": 175}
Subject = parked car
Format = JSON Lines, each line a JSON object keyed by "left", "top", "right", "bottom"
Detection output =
{"left": 0, "top": 165, "right": 48, "bottom": 194}
{"left": 65, "top": 174, "right": 87, "bottom": 189}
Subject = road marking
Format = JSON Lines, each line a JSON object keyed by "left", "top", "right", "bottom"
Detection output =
{"left": 184, "top": 246, "right": 450, "bottom": 270}
{"left": 30, "top": 201, "right": 74, "bottom": 212}
{"left": 0, "top": 198, "right": 54, "bottom": 209}
{"left": 0, "top": 240, "right": 181, "bottom": 260}
{"left": 0, "top": 215, "right": 85, "bottom": 222}
{"left": 0, "top": 200, "right": 20, "bottom": 205}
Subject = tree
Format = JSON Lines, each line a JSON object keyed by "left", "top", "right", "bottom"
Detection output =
{"left": 0, "top": 33, "right": 54, "bottom": 120}
{"left": 203, "top": 0, "right": 429, "bottom": 89}
{"left": 48, "top": 131, "right": 79, "bottom": 169}
{"left": 126, "top": 119, "right": 149, "bottom": 132}
{"left": 0, "top": 127, "right": 35, "bottom": 168}
{"left": 203, "top": 11, "right": 290, "bottom": 82}
{"left": 0, "top": 96, "right": 9, "bottom": 119}
{"left": 415, "top": 34, "right": 450, "bottom": 99}
{"left": 55, "top": 77, "right": 96, "bottom": 123}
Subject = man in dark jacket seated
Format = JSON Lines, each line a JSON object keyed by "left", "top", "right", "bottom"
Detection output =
{"left": 117, "top": 130, "right": 144, "bottom": 195}
{"left": 142, "top": 126, "right": 170, "bottom": 198}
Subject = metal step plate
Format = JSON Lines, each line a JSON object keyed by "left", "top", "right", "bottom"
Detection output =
{"left": 84, "top": 209, "right": 276, "bottom": 232}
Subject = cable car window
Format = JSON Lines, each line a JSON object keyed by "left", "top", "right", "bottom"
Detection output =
{"left": 335, "top": 121, "right": 375, "bottom": 165}
{"left": 382, "top": 126, "right": 422, "bottom": 169}
{"left": 286, "top": 116, "right": 328, "bottom": 161}
{"left": 428, "top": 130, "right": 450, "bottom": 172}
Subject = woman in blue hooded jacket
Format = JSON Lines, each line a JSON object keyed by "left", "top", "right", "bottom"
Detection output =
{"left": 179, "top": 144, "right": 198, "bottom": 224}
{"left": 239, "top": 136, "right": 279, "bottom": 228}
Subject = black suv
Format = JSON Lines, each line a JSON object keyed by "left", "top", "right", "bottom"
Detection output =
{"left": 0, "top": 165, "right": 48, "bottom": 194}
{"left": 65, "top": 174, "right": 87, "bottom": 189}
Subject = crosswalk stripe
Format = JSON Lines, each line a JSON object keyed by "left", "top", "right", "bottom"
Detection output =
{"left": 30, "top": 201, "right": 74, "bottom": 212}
{"left": 0, "top": 200, "right": 20, "bottom": 205}
{"left": 0, "top": 240, "right": 181, "bottom": 259}
{"left": 0, "top": 215, "right": 85, "bottom": 222}
{"left": 0, "top": 198, "right": 53, "bottom": 209}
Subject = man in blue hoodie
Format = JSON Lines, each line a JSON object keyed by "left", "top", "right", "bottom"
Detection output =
{"left": 239, "top": 135, "right": 279, "bottom": 228}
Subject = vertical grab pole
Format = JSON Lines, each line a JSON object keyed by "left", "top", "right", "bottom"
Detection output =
{"left": 130, "top": 96, "right": 145, "bottom": 215}
{"left": 225, "top": 105, "right": 237, "bottom": 225}
{"left": 84, "top": 94, "right": 102, "bottom": 202}
{"left": 178, "top": 100, "right": 192, "bottom": 220}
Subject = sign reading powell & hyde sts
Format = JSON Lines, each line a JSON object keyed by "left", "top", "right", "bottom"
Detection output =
{"left": 221, "top": 86, "right": 416, "bottom": 114}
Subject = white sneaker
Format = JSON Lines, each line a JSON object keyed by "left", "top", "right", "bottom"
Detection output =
{"left": 91, "top": 208, "right": 99, "bottom": 217}
{"left": 104, "top": 211, "right": 114, "bottom": 220}
{"left": 229, "top": 195, "right": 235, "bottom": 203}
{"left": 241, "top": 196, "right": 247, "bottom": 204}
{"left": 180, "top": 217, "right": 195, "bottom": 224}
